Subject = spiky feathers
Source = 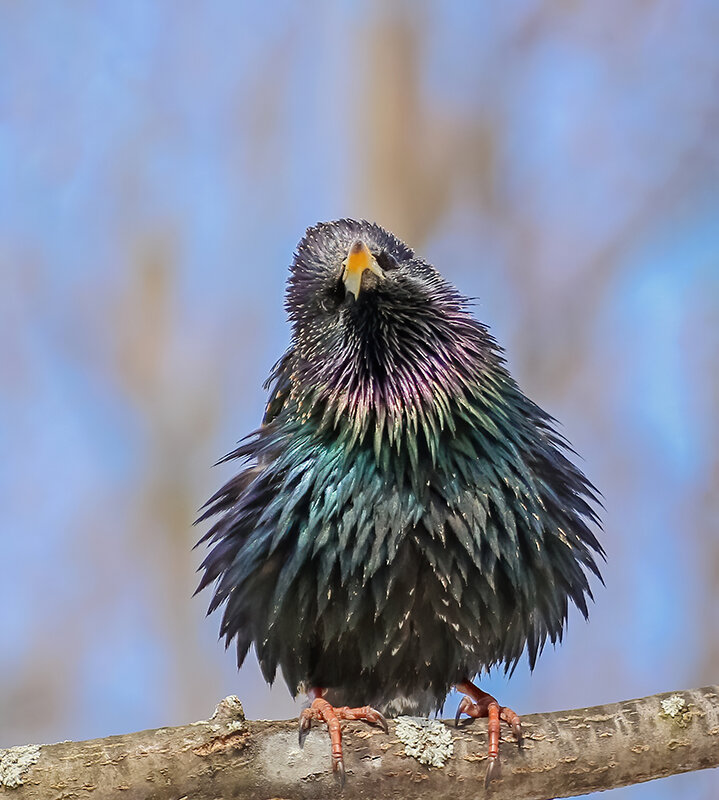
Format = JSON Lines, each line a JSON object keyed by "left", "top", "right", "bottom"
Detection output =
{"left": 197, "top": 219, "right": 603, "bottom": 712}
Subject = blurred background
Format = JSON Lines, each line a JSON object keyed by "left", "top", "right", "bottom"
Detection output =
{"left": 1, "top": 2, "right": 717, "bottom": 797}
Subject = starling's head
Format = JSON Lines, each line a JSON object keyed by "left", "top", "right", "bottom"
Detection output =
{"left": 288, "top": 218, "right": 431, "bottom": 319}
{"left": 286, "top": 218, "right": 489, "bottom": 419}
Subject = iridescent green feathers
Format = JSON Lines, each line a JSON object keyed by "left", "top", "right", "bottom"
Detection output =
{"left": 197, "top": 219, "right": 603, "bottom": 710}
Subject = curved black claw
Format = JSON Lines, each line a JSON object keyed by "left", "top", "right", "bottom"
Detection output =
{"left": 455, "top": 697, "right": 472, "bottom": 727}
{"left": 484, "top": 756, "right": 501, "bottom": 789}
{"left": 375, "top": 711, "right": 389, "bottom": 734}
{"left": 512, "top": 720, "right": 523, "bottom": 749}
{"left": 334, "top": 758, "right": 346, "bottom": 788}
{"left": 298, "top": 715, "right": 312, "bottom": 748}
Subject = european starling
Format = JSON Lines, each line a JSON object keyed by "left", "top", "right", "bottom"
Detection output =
{"left": 196, "top": 219, "right": 603, "bottom": 785}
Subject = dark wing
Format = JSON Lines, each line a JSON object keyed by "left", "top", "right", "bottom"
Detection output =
{"left": 195, "top": 348, "right": 294, "bottom": 527}
{"left": 262, "top": 348, "right": 295, "bottom": 425}
{"left": 195, "top": 349, "right": 297, "bottom": 670}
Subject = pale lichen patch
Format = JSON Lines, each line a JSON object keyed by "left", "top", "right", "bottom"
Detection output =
{"left": 660, "top": 695, "right": 692, "bottom": 727}
{"left": 0, "top": 744, "right": 41, "bottom": 788}
{"left": 395, "top": 717, "right": 454, "bottom": 768}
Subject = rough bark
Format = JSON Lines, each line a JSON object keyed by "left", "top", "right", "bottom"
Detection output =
{"left": 0, "top": 686, "right": 717, "bottom": 800}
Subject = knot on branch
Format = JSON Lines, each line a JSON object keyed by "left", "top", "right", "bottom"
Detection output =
{"left": 211, "top": 695, "right": 246, "bottom": 723}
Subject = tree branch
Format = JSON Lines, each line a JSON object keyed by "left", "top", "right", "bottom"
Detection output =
{"left": 1, "top": 686, "right": 717, "bottom": 799}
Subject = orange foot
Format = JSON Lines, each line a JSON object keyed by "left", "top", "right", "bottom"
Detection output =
{"left": 298, "top": 688, "right": 388, "bottom": 786}
{"left": 455, "top": 680, "right": 523, "bottom": 787}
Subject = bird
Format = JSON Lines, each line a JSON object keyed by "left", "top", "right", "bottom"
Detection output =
{"left": 196, "top": 218, "right": 604, "bottom": 786}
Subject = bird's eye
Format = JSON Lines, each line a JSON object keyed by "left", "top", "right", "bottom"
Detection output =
{"left": 320, "top": 278, "right": 346, "bottom": 311}
{"left": 375, "top": 250, "right": 399, "bottom": 272}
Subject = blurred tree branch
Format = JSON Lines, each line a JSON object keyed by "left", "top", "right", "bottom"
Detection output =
{"left": 1, "top": 687, "right": 717, "bottom": 799}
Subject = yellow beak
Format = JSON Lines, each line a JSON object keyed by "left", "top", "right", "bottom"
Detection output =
{"left": 342, "top": 240, "right": 383, "bottom": 299}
